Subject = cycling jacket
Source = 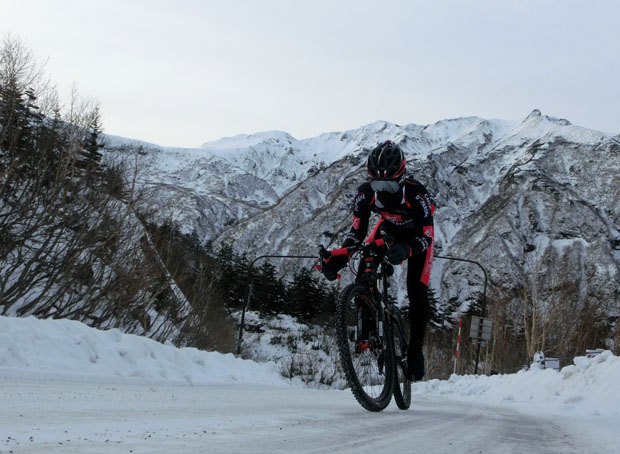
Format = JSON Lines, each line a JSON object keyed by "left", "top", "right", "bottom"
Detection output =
{"left": 344, "top": 178, "right": 435, "bottom": 257}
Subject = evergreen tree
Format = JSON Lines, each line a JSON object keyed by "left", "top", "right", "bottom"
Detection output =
{"left": 78, "top": 105, "right": 103, "bottom": 183}
{"left": 214, "top": 244, "right": 253, "bottom": 308}
{"left": 428, "top": 287, "right": 461, "bottom": 330}
{"left": 427, "top": 287, "right": 443, "bottom": 328}
{"left": 186, "top": 229, "right": 202, "bottom": 254}
{"left": 252, "top": 261, "right": 287, "bottom": 315}
{"left": 0, "top": 77, "right": 43, "bottom": 179}
{"left": 286, "top": 267, "right": 332, "bottom": 321}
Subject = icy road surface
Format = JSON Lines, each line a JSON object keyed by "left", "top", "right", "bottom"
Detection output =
{"left": 1, "top": 380, "right": 596, "bottom": 454}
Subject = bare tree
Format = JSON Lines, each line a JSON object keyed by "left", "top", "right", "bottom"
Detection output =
{"left": 1, "top": 36, "right": 191, "bottom": 344}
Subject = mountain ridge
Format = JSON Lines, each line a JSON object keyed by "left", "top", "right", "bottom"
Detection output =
{"left": 103, "top": 111, "right": 619, "bottom": 320}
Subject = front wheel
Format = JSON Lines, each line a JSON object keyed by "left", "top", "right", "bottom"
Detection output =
{"left": 336, "top": 284, "right": 394, "bottom": 412}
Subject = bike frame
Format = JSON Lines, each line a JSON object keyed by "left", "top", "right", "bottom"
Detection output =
{"left": 327, "top": 238, "right": 400, "bottom": 355}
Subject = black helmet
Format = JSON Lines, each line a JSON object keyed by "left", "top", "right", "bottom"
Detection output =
{"left": 366, "top": 141, "right": 406, "bottom": 193}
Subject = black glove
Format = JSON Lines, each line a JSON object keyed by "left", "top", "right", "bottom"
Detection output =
{"left": 409, "top": 237, "right": 427, "bottom": 257}
{"left": 386, "top": 243, "right": 411, "bottom": 265}
{"left": 321, "top": 254, "right": 347, "bottom": 281}
{"left": 341, "top": 236, "right": 360, "bottom": 248}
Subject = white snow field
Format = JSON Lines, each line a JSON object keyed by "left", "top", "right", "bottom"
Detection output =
{"left": 1, "top": 315, "right": 619, "bottom": 453}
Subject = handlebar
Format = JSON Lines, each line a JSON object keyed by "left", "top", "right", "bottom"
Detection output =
{"left": 330, "top": 238, "right": 386, "bottom": 257}
{"left": 319, "top": 238, "right": 388, "bottom": 261}
{"left": 317, "top": 234, "right": 395, "bottom": 280}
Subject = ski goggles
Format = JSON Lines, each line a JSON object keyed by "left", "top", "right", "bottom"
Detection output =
{"left": 370, "top": 179, "right": 401, "bottom": 193}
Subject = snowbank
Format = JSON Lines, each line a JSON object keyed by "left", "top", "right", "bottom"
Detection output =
{"left": 412, "top": 351, "right": 620, "bottom": 417}
{"left": 0, "top": 315, "right": 287, "bottom": 387}
{"left": 2, "top": 313, "right": 618, "bottom": 422}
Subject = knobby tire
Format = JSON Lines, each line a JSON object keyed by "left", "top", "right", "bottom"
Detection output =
{"left": 336, "top": 283, "right": 394, "bottom": 412}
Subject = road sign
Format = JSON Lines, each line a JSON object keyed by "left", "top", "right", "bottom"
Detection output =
{"left": 469, "top": 316, "right": 493, "bottom": 341}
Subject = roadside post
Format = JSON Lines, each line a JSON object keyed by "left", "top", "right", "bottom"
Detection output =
{"left": 470, "top": 315, "right": 492, "bottom": 374}
{"left": 453, "top": 314, "right": 463, "bottom": 374}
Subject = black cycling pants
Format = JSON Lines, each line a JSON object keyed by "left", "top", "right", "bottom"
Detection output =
{"left": 407, "top": 251, "right": 431, "bottom": 346}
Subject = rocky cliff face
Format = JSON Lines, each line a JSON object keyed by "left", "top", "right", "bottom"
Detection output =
{"left": 103, "top": 110, "right": 619, "bottom": 320}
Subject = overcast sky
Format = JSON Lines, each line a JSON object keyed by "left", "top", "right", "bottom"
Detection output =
{"left": 2, "top": 0, "right": 619, "bottom": 147}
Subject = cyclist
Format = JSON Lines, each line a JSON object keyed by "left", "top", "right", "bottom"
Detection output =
{"left": 321, "top": 140, "right": 435, "bottom": 381}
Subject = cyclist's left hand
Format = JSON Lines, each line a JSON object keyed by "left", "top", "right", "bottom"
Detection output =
{"left": 386, "top": 243, "right": 411, "bottom": 264}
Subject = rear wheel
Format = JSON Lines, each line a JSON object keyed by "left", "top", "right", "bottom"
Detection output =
{"left": 336, "top": 284, "right": 394, "bottom": 412}
{"left": 391, "top": 318, "right": 411, "bottom": 410}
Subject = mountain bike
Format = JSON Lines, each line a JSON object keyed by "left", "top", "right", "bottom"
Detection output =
{"left": 319, "top": 237, "right": 411, "bottom": 412}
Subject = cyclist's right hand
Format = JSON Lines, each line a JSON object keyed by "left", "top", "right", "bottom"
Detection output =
{"left": 318, "top": 247, "right": 347, "bottom": 281}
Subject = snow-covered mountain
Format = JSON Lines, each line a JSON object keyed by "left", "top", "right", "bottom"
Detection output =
{"left": 103, "top": 110, "right": 619, "bottom": 318}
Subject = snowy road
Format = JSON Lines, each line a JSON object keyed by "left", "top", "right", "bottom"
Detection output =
{"left": 2, "top": 318, "right": 617, "bottom": 453}
{"left": 1, "top": 380, "right": 594, "bottom": 454}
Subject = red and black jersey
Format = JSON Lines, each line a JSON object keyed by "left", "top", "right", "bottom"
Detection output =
{"left": 344, "top": 178, "right": 435, "bottom": 256}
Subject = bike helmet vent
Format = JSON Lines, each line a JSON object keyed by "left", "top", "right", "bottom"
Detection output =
{"left": 366, "top": 140, "right": 406, "bottom": 181}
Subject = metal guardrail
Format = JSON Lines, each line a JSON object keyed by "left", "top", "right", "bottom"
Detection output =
{"left": 236, "top": 253, "right": 489, "bottom": 357}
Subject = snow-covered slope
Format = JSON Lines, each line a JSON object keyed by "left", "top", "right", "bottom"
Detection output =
{"left": 103, "top": 117, "right": 515, "bottom": 241}
{"left": 103, "top": 110, "right": 619, "bottom": 318}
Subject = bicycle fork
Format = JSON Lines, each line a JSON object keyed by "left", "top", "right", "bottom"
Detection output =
{"left": 354, "top": 298, "right": 386, "bottom": 357}
{"left": 355, "top": 301, "right": 375, "bottom": 353}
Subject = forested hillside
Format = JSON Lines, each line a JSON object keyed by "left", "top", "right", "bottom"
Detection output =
{"left": 0, "top": 38, "right": 192, "bottom": 343}
{"left": 0, "top": 38, "right": 339, "bottom": 357}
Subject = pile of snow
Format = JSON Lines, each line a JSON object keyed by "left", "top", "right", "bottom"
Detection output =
{"left": 0, "top": 315, "right": 287, "bottom": 387}
{"left": 413, "top": 351, "right": 620, "bottom": 417}
{"left": 2, "top": 313, "right": 618, "bottom": 423}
